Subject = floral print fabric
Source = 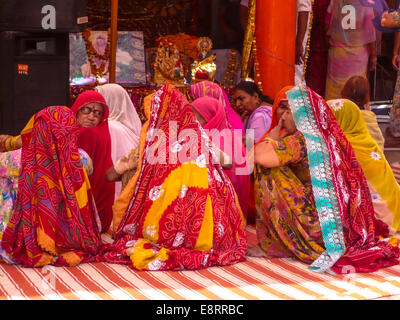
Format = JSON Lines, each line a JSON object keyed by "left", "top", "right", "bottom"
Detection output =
{"left": 255, "top": 132, "right": 325, "bottom": 263}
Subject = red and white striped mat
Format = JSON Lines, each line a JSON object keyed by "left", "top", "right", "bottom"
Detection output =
{"left": 391, "top": 162, "right": 400, "bottom": 186}
{"left": 1, "top": 226, "right": 400, "bottom": 300}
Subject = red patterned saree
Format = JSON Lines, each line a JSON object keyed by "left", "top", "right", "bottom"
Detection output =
{"left": 71, "top": 91, "right": 115, "bottom": 233}
{"left": 98, "top": 83, "right": 247, "bottom": 270}
{"left": 287, "top": 87, "right": 399, "bottom": 274}
{"left": 1, "top": 106, "right": 102, "bottom": 267}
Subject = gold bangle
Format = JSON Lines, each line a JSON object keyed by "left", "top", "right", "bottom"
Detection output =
{"left": 10, "top": 136, "right": 20, "bottom": 149}
{"left": 5, "top": 137, "right": 12, "bottom": 151}
{"left": 391, "top": 11, "right": 400, "bottom": 27}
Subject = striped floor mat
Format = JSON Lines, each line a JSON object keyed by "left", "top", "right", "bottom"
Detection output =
{"left": 391, "top": 162, "right": 400, "bottom": 185}
{"left": 1, "top": 226, "right": 400, "bottom": 300}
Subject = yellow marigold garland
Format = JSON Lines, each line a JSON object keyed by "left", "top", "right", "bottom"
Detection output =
{"left": 302, "top": 0, "right": 315, "bottom": 81}
{"left": 220, "top": 49, "right": 238, "bottom": 88}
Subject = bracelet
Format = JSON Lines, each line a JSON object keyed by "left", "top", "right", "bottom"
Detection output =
{"left": 10, "top": 136, "right": 20, "bottom": 149}
{"left": 390, "top": 11, "right": 400, "bottom": 27}
{"left": 5, "top": 135, "right": 21, "bottom": 151}
{"left": 5, "top": 137, "right": 12, "bottom": 151}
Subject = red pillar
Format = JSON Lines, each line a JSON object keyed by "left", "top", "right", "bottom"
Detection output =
{"left": 256, "top": 0, "right": 297, "bottom": 99}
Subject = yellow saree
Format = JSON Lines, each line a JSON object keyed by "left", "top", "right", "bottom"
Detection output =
{"left": 328, "top": 99, "right": 400, "bottom": 234}
{"left": 360, "top": 109, "right": 385, "bottom": 152}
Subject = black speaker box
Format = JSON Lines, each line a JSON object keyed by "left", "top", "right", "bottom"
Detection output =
{"left": 0, "top": 31, "right": 70, "bottom": 135}
{"left": 0, "top": 0, "right": 87, "bottom": 33}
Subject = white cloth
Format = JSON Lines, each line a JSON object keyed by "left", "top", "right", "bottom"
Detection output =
{"left": 297, "top": 0, "right": 312, "bottom": 12}
{"left": 96, "top": 83, "right": 142, "bottom": 198}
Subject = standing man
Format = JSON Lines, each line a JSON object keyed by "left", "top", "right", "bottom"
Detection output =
{"left": 295, "top": 0, "right": 312, "bottom": 85}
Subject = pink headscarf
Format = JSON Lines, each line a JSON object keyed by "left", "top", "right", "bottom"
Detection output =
{"left": 192, "top": 97, "right": 250, "bottom": 217}
{"left": 191, "top": 81, "right": 245, "bottom": 135}
{"left": 192, "top": 97, "right": 229, "bottom": 131}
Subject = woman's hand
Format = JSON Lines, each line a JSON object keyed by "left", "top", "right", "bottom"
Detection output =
{"left": 253, "top": 140, "right": 280, "bottom": 168}
{"left": 211, "top": 144, "right": 233, "bottom": 170}
{"left": 238, "top": 109, "right": 249, "bottom": 122}
{"left": 106, "top": 166, "right": 122, "bottom": 182}
{"left": 266, "top": 115, "right": 290, "bottom": 141}
{"left": 368, "top": 54, "right": 377, "bottom": 71}
{"left": 247, "top": 145, "right": 255, "bottom": 168}
{"left": 266, "top": 118, "right": 283, "bottom": 141}
{"left": 393, "top": 53, "right": 400, "bottom": 71}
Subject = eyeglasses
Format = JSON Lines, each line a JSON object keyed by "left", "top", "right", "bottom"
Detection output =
{"left": 79, "top": 106, "right": 104, "bottom": 118}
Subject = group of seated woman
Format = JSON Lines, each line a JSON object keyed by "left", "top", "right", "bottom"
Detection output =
{"left": 0, "top": 78, "right": 399, "bottom": 275}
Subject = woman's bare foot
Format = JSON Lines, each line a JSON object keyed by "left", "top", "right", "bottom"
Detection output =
{"left": 246, "top": 245, "right": 267, "bottom": 257}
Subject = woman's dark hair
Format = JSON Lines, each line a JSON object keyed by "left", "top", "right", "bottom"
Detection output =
{"left": 234, "top": 81, "right": 274, "bottom": 105}
{"left": 341, "top": 75, "right": 370, "bottom": 110}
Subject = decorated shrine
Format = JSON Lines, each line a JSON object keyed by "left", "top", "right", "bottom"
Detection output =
{"left": 69, "top": 0, "right": 258, "bottom": 121}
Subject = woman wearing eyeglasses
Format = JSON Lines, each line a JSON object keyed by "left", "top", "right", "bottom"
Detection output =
{"left": 0, "top": 95, "right": 107, "bottom": 150}
{"left": 71, "top": 91, "right": 115, "bottom": 234}
{"left": 75, "top": 101, "right": 105, "bottom": 127}
{"left": 0, "top": 91, "right": 115, "bottom": 234}
{"left": 0, "top": 106, "right": 103, "bottom": 267}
